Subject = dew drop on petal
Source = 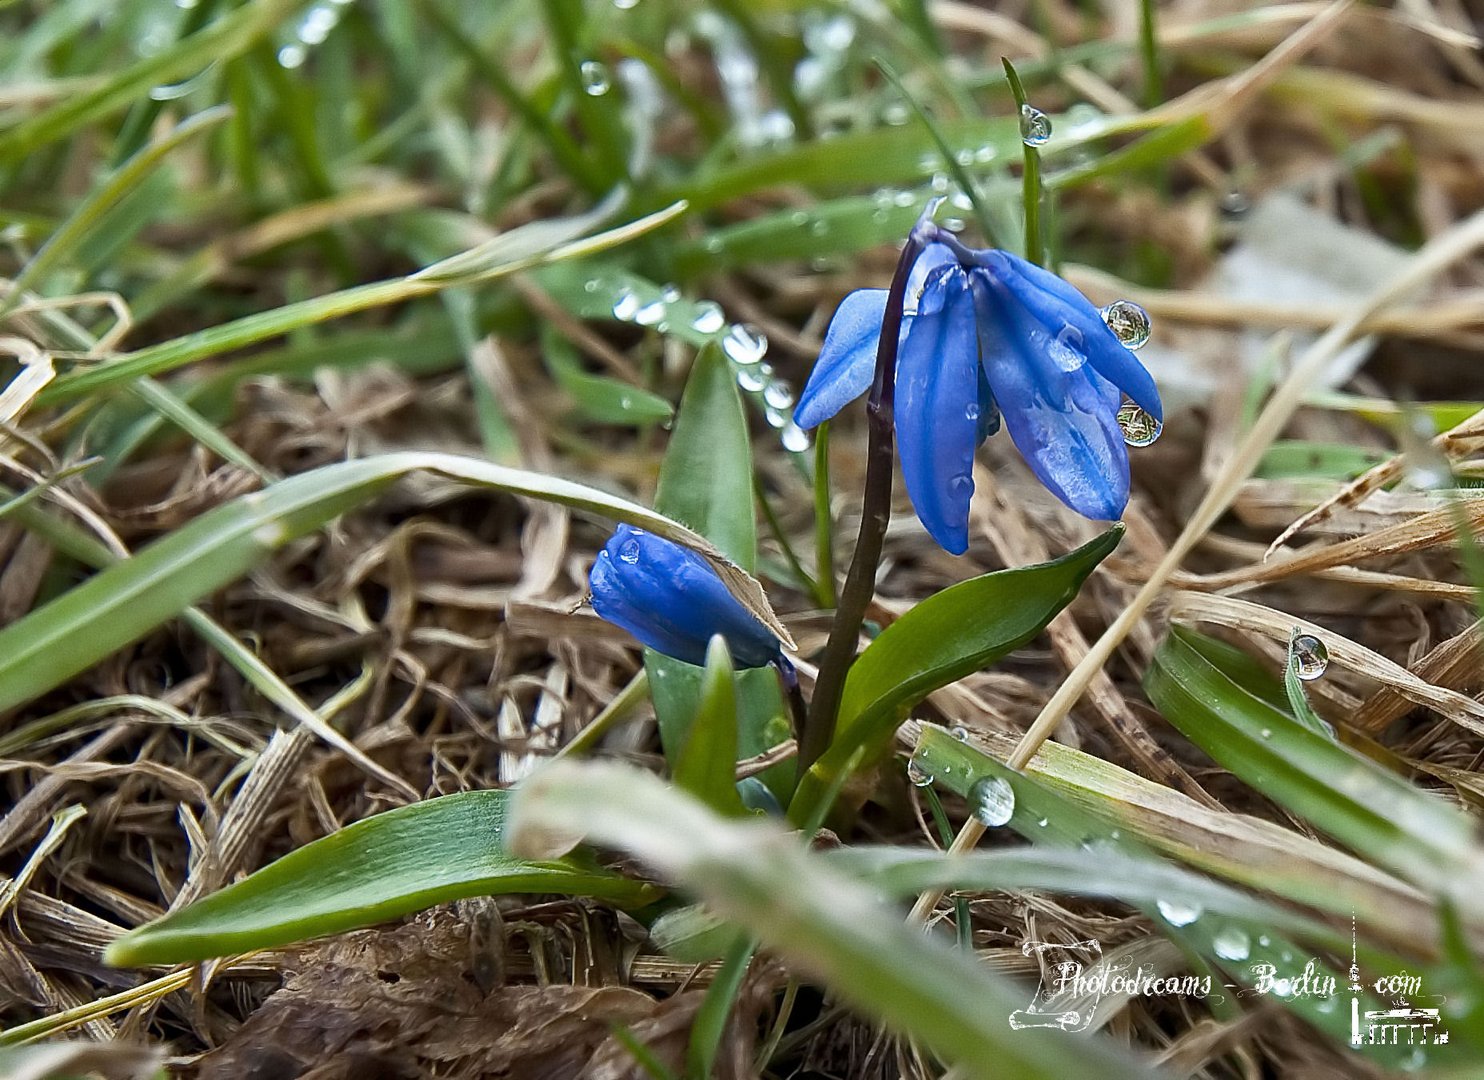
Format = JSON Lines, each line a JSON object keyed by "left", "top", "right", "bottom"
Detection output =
{"left": 612, "top": 289, "right": 640, "bottom": 321}
{"left": 965, "top": 402, "right": 980, "bottom": 421}
{"left": 1019, "top": 104, "right": 1051, "bottom": 147}
{"left": 1117, "top": 401, "right": 1162, "bottom": 447}
{"left": 580, "top": 60, "right": 610, "bottom": 95}
{"left": 1100, "top": 300, "right": 1152, "bottom": 350}
{"left": 1212, "top": 927, "right": 1251, "bottom": 961}
{"left": 619, "top": 539, "right": 641, "bottom": 564}
{"left": 1049, "top": 325, "right": 1085, "bottom": 372}
{"left": 907, "top": 756, "right": 934, "bottom": 787}
{"left": 691, "top": 301, "right": 726, "bottom": 334}
{"left": 1290, "top": 633, "right": 1329, "bottom": 681}
{"left": 970, "top": 777, "right": 1015, "bottom": 827}
{"left": 781, "top": 422, "right": 811, "bottom": 452}
{"left": 1156, "top": 899, "right": 1203, "bottom": 927}
{"left": 722, "top": 323, "right": 768, "bottom": 365}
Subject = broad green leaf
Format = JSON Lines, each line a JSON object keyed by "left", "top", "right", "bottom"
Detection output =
{"left": 908, "top": 726, "right": 1426, "bottom": 1067}
{"left": 645, "top": 345, "right": 788, "bottom": 789}
{"left": 105, "top": 790, "right": 658, "bottom": 967}
{"left": 789, "top": 527, "right": 1123, "bottom": 824}
{"left": 672, "top": 637, "right": 746, "bottom": 816}
{"left": 509, "top": 761, "right": 1164, "bottom": 1080}
{"left": 0, "top": 451, "right": 785, "bottom": 718}
{"left": 541, "top": 326, "right": 673, "bottom": 426}
{"left": 1146, "top": 628, "right": 1484, "bottom": 904}
{"left": 918, "top": 723, "right": 1444, "bottom": 959}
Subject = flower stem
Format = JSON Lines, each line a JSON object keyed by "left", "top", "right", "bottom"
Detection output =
{"left": 799, "top": 231, "right": 926, "bottom": 776}
{"left": 813, "top": 421, "right": 837, "bottom": 607}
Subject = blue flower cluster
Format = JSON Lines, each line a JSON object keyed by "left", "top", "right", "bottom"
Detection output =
{"left": 794, "top": 227, "right": 1161, "bottom": 553}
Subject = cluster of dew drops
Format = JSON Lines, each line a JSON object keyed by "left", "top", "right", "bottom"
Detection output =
{"left": 605, "top": 280, "right": 811, "bottom": 453}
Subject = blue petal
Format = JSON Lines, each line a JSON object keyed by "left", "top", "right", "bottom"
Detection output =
{"left": 979, "top": 250, "right": 1162, "bottom": 422}
{"left": 589, "top": 526, "right": 781, "bottom": 668}
{"left": 971, "top": 270, "right": 1130, "bottom": 521}
{"left": 975, "top": 365, "right": 1001, "bottom": 444}
{"left": 896, "top": 266, "right": 978, "bottom": 554}
{"left": 794, "top": 289, "right": 887, "bottom": 429}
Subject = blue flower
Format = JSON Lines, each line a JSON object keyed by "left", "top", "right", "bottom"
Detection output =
{"left": 794, "top": 231, "right": 1161, "bottom": 554}
{"left": 589, "top": 524, "right": 782, "bottom": 668}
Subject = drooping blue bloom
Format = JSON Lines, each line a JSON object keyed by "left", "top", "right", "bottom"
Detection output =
{"left": 794, "top": 227, "right": 1161, "bottom": 554}
{"left": 589, "top": 524, "right": 782, "bottom": 668}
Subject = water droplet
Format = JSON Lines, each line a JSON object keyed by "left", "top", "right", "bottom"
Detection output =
{"left": 277, "top": 43, "right": 307, "bottom": 68}
{"left": 614, "top": 0, "right": 639, "bottom": 9}
{"left": 661, "top": 284, "right": 681, "bottom": 303}
{"left": 942, "top": 217, "right": 966, "bottom": 232}
{"left": 1315, "top": 995, "right": 1336, "bottom": 1014}
{"left": 634, "top": 298, "right": 666, "bottom": 326}
{"left": 1100, "top": 300, "right": 1152, "bottom": 350}
{"left": 612, "top": 289, "right": 640, "bottom": 321}
{"left": 949, "top": 474, "right": 972, "bottom": 498}
{"left": 965, "top": 402, "right": 980, "bottom": 421}
{"left": 1117, "top": 401, "right": 1162, "bottom": 447}
{"left": 882, "top": 102, "right": 909, "bottom": 125}
{"left": 703, "top": 235, "right": 724, "bottom": 254}
{"left": 619, "top": 539, "right": 641, "bottom": 564}
{"left": 1219, "top": 190, "right": 1250, "bottom": 219}
{"left": 583, "top": 279, "right": 599, "bottom": 293}
{"left": 893, "top": 190, "right": 917, "bottom": 208}
{"left": 1048, "top": 325, "right": 1085, "bottom": 372}
{"left": 1156, "top": 899, "right": 1203, "bottom": 927}
{"left": 1212, "top": 927, "right": 1251, "bottom": 961}
{"left": 907, "top": 756, "right": 934, "bottom": 787}
{"left": 691, "top": 302, "right": 725, "bottom": 335}
{"left": 737, "top": 367, "right": 768, "bottom": 393}
{"left": 950, "top": 724, "right": 969, "bottom": 741}
{"left": 722, "top": 323, "right": 768, "bottom": 365}
{"left": 974, "top": 144, "right": 996, "bottom": 164}
{"left": 763, "top": 381, "right": 794, "bottom": 410}
{"left": 1036, "top": 817, "right": 1048, "bottom": 827}
{"left": 780, "top": 422, "right": 811, "bottom": 452}
{"left": 1290, "top": 633, "right": 1329, "bottom": 681}
{"left": 298, "top": 4, "right": 339, "bottom": 45}
{"left": 580, "top": 60, "right": 610, "bottom": 96}
{"left": 1019, "top": 104, "right": 1051, "bottom": 146}
{"left": 955, "top": 148, "right": 974, "bottom": 167}
{"left": 810, "top": 218, "right": 830, "bottom": 237}
{"left": 1260, "top": 728, "right": 1272, "bottom": 739}
{"left": 930, "top": 172, "right": 950, "bottom": 194}
{"left": 969, "top": 777, "right": 1015, "bottom": 827}
{"left": 765, "top": 406, "right": 787, "bottom": 428}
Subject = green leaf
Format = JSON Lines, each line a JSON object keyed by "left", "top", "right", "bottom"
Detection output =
{"left": 541, "top": 325, "right": 673, "bottom": 426}
{"left": 509, "top": 761, "right": 1163, "bottom": 1080}
{"left": 1146, "top": 627, "right": 1484, "bottom": 905}
{"left": 645, "top": 345, "right": 786, "bottom": 790}
{"left": 907, "top": 726, "right": 1426, "bottom": 1066}
{"left": 790, "top": 527, "right": 1123, "bottom": 824}
{"left": 672, "top": 637, "right": 746, "bottom": 816}
{"left": 0, "top": 451, "right": 785, "bottom": 718}
{"left": 105, "top": 790, "right": 658, "bottom": 967}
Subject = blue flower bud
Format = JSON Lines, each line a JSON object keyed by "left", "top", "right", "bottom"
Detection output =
{"left": 588, "top": 525, "right": 782, "bottom": 668}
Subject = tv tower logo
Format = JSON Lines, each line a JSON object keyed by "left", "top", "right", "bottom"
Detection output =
{"left": 1349, "top": 915, "right": 1448, "bottom": 1048}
